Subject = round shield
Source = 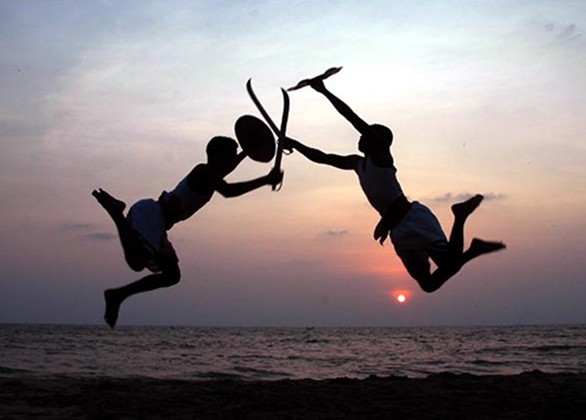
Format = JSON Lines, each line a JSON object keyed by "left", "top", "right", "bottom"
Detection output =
{"left": 234, "top": 115, "right": 276, "bottom": 163}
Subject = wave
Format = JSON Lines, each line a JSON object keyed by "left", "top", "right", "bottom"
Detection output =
{"left": 530, "top": 345, "right": 583, "bottom": 352}
{"left": 471, "top": 359, "right": 511, "bottom": 366}
{"left": 192, "top": 371, "right": 248, "bottom": 381}
{"left": 185, "top": 367, "right": 293, "bottom": 381}
{"left": 0, "top": 366, "right": 33, "bottom": 375}
{"left": 231, "top": 366, "right": 293, "bottom": 380}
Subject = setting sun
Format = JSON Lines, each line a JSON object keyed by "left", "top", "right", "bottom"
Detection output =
{"left": 391, "top": 291, "right": 410, "bottom": 305}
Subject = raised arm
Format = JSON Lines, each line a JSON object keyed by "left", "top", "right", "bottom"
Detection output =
{"left": 284, "top": 137, "right": 361, "bottom": 171}
{"left": 311, "top": 80, "right": 370, "bottom": 135}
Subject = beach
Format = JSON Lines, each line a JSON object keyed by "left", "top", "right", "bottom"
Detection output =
{"left": 1, "top": 371, "right": 585, "bottom": 419}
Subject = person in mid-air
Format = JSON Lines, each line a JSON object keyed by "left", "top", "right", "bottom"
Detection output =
{"left": 284, "top": 79, "right": 505, "bottom": 293}
{"left": 93, "top": 136, "right": 282, "bottom": 328}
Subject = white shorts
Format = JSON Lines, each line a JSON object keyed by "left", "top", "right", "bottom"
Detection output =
{"left": 391, "top": 202, "right": 447, "bottom": 280}
{"left": 127, "top": 199, "right": 177, "bottom": 272}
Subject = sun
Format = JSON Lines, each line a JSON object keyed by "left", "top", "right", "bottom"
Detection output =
{"left": 391, "top": 290, "right": 410, "bottom": 305}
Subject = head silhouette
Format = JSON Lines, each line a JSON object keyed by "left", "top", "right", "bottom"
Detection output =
{"left": 358, "top": 124, "right": 393, "bottom": 154}
{"left": 206, "top": 136, "right": 238, "bottom": 174}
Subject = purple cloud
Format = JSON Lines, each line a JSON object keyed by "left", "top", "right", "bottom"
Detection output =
{"left": 425, "top": 192, "right": 507, "bottom": 203}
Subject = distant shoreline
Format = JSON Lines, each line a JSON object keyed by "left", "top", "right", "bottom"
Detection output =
{"left": 2, "top": 371, "right": 585, "bottom": 419}
{"left": 1, "top": 322, "right": 585, "bottom": 328}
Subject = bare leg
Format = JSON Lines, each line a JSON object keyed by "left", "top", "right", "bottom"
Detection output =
{"left": 420, "top": 239, "right": 505, "bottom": 293}
{"left": 104, "top": 264, "right": 181, "bottom": 328}
{"left": 418, "top": 195, "right": 505, "bottom": 292}
{"left": 93, "top": 188, "right": 182, "bottom": 328}
{"left": 448, "top": 194, "right": 484, "bottom": 254}
{"left": 92, "top": 188, "right": 149, "bottom": 271}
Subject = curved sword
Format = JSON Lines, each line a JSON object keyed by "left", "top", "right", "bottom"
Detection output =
{"left": 246, "top": 79, "right": 290, "bottom": 190}
{"left": 274, "top": 88, "right": 290, "bottom": 173}
{"left": 246, "top": 79, "right": 283, "bottom": 138}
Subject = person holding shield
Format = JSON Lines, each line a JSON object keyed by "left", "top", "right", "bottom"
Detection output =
{"left": 283, "top": 76, "right": 505, "bottom": 293}
{"left": 93, "top": 133, "right": 282, "bottom": 328}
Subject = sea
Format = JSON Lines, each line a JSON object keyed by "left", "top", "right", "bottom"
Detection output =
{"left": 0, "top": 324, "right": 584, "bottom": 380}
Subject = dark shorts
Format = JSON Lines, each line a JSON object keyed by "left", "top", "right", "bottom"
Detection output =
{"left": 127, "top": 199, "right": 178, "bottom": 272}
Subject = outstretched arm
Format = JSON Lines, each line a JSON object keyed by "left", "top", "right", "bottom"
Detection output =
{"left": 311, "top": 80, "right": 370, "bottom": 135}
{"left": 215, "top": 167, "right": 283, "bottom": 198}
{"left": 284, "top": 137, "right": 360, "bottom": 171}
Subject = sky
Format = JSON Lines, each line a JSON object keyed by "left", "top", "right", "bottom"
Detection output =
{"left": 0, "top": 0, "right": 585, "bottom": 327}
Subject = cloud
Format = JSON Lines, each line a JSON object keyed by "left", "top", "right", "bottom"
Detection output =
{"left": 320, "top": 230, "right": 349, "bottom": 238}
{"left": 532, "top": 18, "right": 582, "bottom": 43}
{"left": 426, "top": 192, "right": 507, "bottom": 203}
{"left": 482, "top": 193, "right": 508, "bottom": 202}
{"left": 81, "top": 232, "right": 117, "bottom": 242}
{"left": 61, "top": 223, "right": 96, "bottom": 233}
{"left": 60, "top": 222, "right": 116, "bottom": 241}
{"left": 558, "top": 24, "right": 581, "bottom": 42}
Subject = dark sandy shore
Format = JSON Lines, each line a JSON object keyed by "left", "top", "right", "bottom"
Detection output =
{"left": 1, "top": 371, "right": 585, "bottom": 419}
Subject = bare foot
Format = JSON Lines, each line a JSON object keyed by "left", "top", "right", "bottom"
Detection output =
{"left": 452, "top": 194, "right": 484, "bottom": 219}
{"left": 104, "top": 289, "right": 122, "bottom": 329}
{"left": 92, "top": 188, "right": 126, "bottom": 219}
{"left": 469, "top": 238, "right": 506, "bottom": 258}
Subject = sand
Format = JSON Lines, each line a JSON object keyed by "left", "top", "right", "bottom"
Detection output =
{"left": 1, "top": 371, "right": 585, "bottom": 419}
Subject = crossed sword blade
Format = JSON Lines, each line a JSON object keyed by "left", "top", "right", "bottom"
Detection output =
{"left": 246, "top": 79, "right": 290, "bottom": 190}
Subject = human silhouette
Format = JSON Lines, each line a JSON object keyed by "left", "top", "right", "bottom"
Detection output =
{"left": 93, "top": 136, "right": 282, "bottom": 327}
{"left": 284, "top": 79, "right": 505, "bottom": 293}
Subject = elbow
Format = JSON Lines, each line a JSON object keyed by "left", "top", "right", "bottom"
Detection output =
{"left": 219, "top": 190, "right": 236, "bottom": 198}
{"left": 216, "top": 187, "right": 234, "bottom": 198}
{"left": 220, "top": 187, "right": 247, "bottom": 199}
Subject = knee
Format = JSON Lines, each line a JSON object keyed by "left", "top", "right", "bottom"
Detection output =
{"left": 128, "top": 262, "right": 145, "bottom": 272}
{"left": 417, "top": 280, "right": 439, "bottom": 294}
{"left": 406, "top": 269, "right": 437, "bottom": 293}
{"left": 125, "top": 253, "right": 146, "bottom": 272}
{"left": 160, "top": 265, "right": 181, "bottom": 287}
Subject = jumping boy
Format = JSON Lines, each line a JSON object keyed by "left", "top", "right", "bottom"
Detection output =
{"left": 284, "top": 79, "right": 505, "bottom": 293}
{"left": 93, "top": 136, "right": 282, "bottom": 327}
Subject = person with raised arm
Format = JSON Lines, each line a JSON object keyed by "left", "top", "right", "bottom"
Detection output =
{"left": 284, "top": 79, "right": 505, "bottom": 293}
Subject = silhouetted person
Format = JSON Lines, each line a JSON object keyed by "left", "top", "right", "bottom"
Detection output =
{"left": 284, "top": 79, "right": 505, "bottom": 293}
{"left": 93, "top": 136, "right": 282, "bottom": 328}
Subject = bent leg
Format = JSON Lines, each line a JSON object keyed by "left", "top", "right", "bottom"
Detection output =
{"left": 399, "top": 195, "right": 504, "bottom": 293}
{"left": 421, "top": 239, "right": 506, "bottom": 293}
{"left": 415, "top": 261, "right": 461, "bottom": 293}
{"left": 92, "top": 189, "right": 150, "bottom": 271}
{"left": 414, "top": 194, "right": 488, "bottom": 292}
{"left": 104, "top": 263, "right": 181, "bottom": 328}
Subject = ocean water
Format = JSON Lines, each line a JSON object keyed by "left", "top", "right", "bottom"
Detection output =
{"left": 0, "top": 324, "right": 584, "bottom": 380}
